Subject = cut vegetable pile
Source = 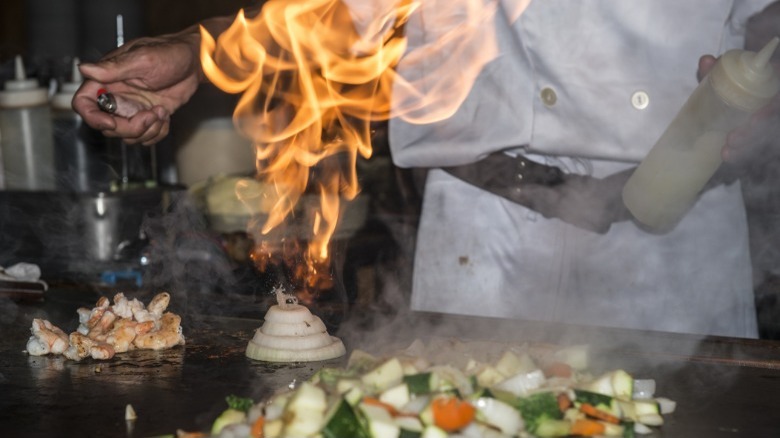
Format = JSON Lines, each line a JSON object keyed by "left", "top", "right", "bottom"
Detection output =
{"left": 209, "top": 340, "right": 676, "bottom": 437}
{"left": 245, "top": 289, "right": 345, "bottom": 362}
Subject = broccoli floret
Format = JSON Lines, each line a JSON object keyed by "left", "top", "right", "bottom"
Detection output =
{"left": 225, "top": 394, "right": 254, "bottom": 412}
{"left": 513, "top": 392, "right": 563, "bottom": 433}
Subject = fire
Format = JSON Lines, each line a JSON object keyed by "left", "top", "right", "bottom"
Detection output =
{"left": 199, "top": 0, "right": 526, "bottom": 287}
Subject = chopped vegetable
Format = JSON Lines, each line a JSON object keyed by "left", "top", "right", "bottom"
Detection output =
{"left": 579, "top": 403, "right": 620, "bottom": 424}
{"left": 570, "top": 419, "right": 606, "bottom": 436}
{"left": 430, "top": 396, "right": 476, "bottom": 432}
{"left": 543, "top": 362, "right": 573, "bottom": 379}
{"left": 250, "top": 416, "right": 265, "bottom": 438}
{"left": 211, "top": 409, "right": 247, "bottom": 436}
{"left": 226, "top": 394, "right": 254, "bottom": 412}
{"left": 514, "top": 392, "right": 564, "bottom": 433}
{"left": 198, "top": 342, "right": 676, "bottom": 437}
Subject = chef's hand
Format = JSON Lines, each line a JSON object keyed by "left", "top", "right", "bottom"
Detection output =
{"left": 72, "top": 30, "right": 203, "bottom": 145}
{"left": 515, "top": 169, "right": 634, "bottom": 234}
{"left": 698, "top": 54, "right": 780, "bottom": 166}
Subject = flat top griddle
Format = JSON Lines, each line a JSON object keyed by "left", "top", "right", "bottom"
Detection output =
{"left": 3, "top": 294, "right": 780, "bottom": 437}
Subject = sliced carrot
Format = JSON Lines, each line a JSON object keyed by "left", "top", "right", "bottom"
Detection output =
{"left": 570, "top": 419, "right": 606, "bottom": 436}
{"left": 362, "top": 397, "right": 400, "bottom": 416}
{"left": 544, "top": 362, "right": 573, "bottom": 378}
{"left": 557, "top": 392, "right": 573, "bottom": 412}
{"left": 250, "top": 416, "right": 265, "bottom": 438}
{"left": 431, "top": 396, "right": 476, "bottom": 432}
{"left": 579, "top": 402, "right": 621, "bottom": 424}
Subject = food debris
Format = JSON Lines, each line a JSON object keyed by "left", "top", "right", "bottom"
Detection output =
{"left": 125, "top": 404, "right": 137, "bottom": 421}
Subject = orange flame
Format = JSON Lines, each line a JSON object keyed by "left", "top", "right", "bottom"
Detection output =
{"left": 199, "top": 0, "right": 526, "bottom": 272}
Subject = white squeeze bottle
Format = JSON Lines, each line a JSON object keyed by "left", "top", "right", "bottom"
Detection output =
{"left": 0, "top": 55, "right": 56, "bottom": 190}
{"left": 622, "top": 37, "right": 780, "bottom": 232}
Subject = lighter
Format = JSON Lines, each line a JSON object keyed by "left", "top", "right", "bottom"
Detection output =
{"left": 96, "top": 88, "right": 117, "bottom": 113}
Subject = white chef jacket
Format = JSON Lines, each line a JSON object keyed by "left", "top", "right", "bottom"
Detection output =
{"left": 349, "top": 0, "right": 773, "bottom": 338}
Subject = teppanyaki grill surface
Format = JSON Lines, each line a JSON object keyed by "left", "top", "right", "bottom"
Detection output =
{"left": 3, "top": 299, "right": 780, "bottom": 437}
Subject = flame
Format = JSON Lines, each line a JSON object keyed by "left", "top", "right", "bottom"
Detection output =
{"left": 200, "top": 0, "right": 526, "bottom": 279}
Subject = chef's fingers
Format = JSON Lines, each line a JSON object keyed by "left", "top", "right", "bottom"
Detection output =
{"left": 102, "top": 109, "right": 162, "bottom": 143}
{"left": 722, "top": 96, "right": 780, "bottom": 163}
{"left": 125, "top": 106, "right": 170, "bottom": 145}
{"left": 697, "top": 55, "right": 718, "bottom": 82}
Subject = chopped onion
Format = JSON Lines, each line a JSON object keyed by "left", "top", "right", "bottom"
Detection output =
{"left": 632, "top": 379, "right": 656, "bottom": 399}
{"left": 245, "top": 289, "right": 345, "bottom": 362}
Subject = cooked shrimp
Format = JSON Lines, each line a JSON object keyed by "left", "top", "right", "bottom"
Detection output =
{"left": 87, "top": 310, "right": 117, "bottom": 340}
{"left": 26, "top": 319, "right": 69, "bottom": 356}
{"left": 106, "top": 318, "right": 155, "bottom": 353}
{"left": 133, "top": 312, "right": 185, "bottom": 350}
{"left": 147, "top": 292, "right": 171, "bottom": 317}
{"left": 64, "top": 332, "right": 116, "bottom": 361}
{"left": 111, "top": 293, "right": 132, "bottom": 319}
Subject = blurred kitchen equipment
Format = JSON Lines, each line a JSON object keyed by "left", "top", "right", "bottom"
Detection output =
{"left": 175, "top": 117, "right": 256, "bottom": 187}
{"left": 0, "top": 189, "right": 168, "bottom": 280}
{"left": 623, "top": 37, "right": 780, "bottom": 232}
{"left": 0, "top": 56, "right": 55, "bottom": 190}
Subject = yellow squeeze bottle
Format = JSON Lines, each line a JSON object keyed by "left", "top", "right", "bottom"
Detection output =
{"left": 622, "top": 37, "right": 780, "bottom": 232}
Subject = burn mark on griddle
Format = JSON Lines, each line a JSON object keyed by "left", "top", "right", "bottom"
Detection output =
{"left": 458, "top": 256, "right": 469, "bottom": 266}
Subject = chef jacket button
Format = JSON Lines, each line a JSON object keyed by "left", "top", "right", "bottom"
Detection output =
{"left": 631, "top": 90, "right": 650, "bottom": 110}
{"left": 540, "top": 87, "right": 557, "bottom": 106}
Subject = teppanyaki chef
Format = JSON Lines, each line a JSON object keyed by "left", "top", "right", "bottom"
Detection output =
{"left": 70, "top": 0, "right": 780, "bottom": 339}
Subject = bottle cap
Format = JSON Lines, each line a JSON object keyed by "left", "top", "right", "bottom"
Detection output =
{"left": 0, "top": 56, "right": 49, "bottom": 108}
{"left": 711, "top": 37, "right": 780, "bottom": 111}
{"left": 51, "top": 57, "right": 84, "bottom": 110}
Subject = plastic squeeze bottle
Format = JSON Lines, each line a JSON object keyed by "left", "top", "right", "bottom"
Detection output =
{"left": 622, "top": 37, "right": 780, "bottom": 232}
{"left": 0, "top": 56, "right": 56, "bottom": 190}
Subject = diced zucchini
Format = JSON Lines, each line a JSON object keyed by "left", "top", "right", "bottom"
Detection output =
{"left": 637, "top": 413, "right": 664, "bottom": 427}
{"left": 476, "top": 365, "right": 506, "bottom": 388}
{"left": 574, "top": 390, "right": 620, "bottom": 417}
{"left": 514, "top": 391, "right": 564, "bottom": 434}
{"left": 534, "top": 418, "right": 571, "bottom": 437}
{"left": 288, "top": 382, "right": 328, "bottom": 413}
{"left": 404, "top": 372, "right": 435, "bottom": 396}
{"left": 285, "top": 382, "right": 328, "bottom": 437}
{"left": 344, "top": 386, "right": 365, "bottom": 406}
{"left": 359, "top": 402, "right": 402, "bottom": 438}
{"left": 322, "top": 399, "right": 370, "bottom": 438}
{"left": 336, "top": 378, "right": 363, "bottom": 395}
{"left": 419, "top": 403, "right": 435, "bottom": 426}
{"left": 362, "top": 358, "right": 405, "bottom": 392}
{"left": 420, "top": 425, "right": 448, "bottom": 438}
{"left": 210, "top": 408, "right": 246, "bottom": 436}
{"left": 582, "top": 369, "right": 633, "bottom": 400}
{"left": 601, "top": 421, "right": 625, "bottom": 436}
{"left": 284, "top": 411, "right": 324, "bottom": 437}
{"left": 632, "top": 400, "right": 661, "bottom": 417}
{"left": 380, "top": 383, "right": 412, "bottom": 410}
{"left": 395, "top": 416, "right": 424, "bottom": 435}
{"left": 264, "top": 418, "right": 284, "bottom": 437}
{"left": 399, "top": 430, "right": 422, "bottom": 438}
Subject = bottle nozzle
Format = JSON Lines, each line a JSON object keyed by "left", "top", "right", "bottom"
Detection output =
{"left": 751, "top": 36, "right": 779, "bottom": 71}
{"left": 14, "top": 55, "right": 26, "bottom": 81}
{"left": 71, "top": 57, "right": 83, "bottom": 83}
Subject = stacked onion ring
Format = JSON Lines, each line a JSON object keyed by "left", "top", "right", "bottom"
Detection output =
{"left": 246, "top": 290, "right": 345, "bottom": 362}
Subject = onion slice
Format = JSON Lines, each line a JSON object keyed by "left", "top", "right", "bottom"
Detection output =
{"left": 246, "top": 290, "right": 345, "bottom": 362}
